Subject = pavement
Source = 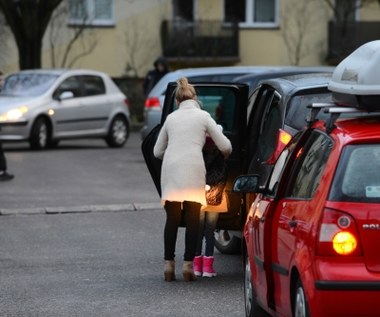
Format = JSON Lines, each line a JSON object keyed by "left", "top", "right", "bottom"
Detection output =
{"left": 0, "top": 202, "right": 163, "bottom": 216}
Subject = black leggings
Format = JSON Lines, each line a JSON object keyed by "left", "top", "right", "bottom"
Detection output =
{"left": 164, "top": 201, "right": 201, "bottom": 262}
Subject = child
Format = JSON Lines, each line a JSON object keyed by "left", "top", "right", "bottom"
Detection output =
{"left": 194, "top": 127, "right": 228, "bottom": 277}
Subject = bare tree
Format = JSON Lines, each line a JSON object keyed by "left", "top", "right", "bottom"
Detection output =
{"left": 48, "top": 0, "right": 98, "bottom": 68}
{"left": 281, "top": 0, "right": 327, "bottom": 65}
{"left": 322, "top": 0, "right": 374, "bottom": 23}
{"left": 321, "top": 0, "right": 380, "bottom": 63}
{"left": 0, "top": 11, "right": 11, "bottom": 69}
{"left": 0, "top": 0, "right": 63, "bottom": 70}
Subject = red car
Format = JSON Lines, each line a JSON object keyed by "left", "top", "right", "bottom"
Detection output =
{"left": 233, "top": 103, "right": 380, "bottom": 316}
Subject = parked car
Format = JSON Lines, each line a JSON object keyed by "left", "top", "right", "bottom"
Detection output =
{"left": 0, "top": 69, "right": 130, "bottom": 149}
{"left": 140, "top": 65, "right": 303, "bottom": 140}
{"left": 142, "top": 72, "right": 333, "bottom": 255}
{"left": 234, "top": 40, "right": 380, "bottom": 317}
{"left": 215, "top": 72, "right": 334, "bottom": 254}
{"left": 234, "top": 106, "right": 380, "bottom": 317}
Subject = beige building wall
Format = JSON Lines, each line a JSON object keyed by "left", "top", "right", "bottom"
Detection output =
{"left": 360, "top": 1, "right": 380, "bottom": 20}
{"left": 197, "top": 0, "right": 221, "bottom": 20}
{"left": 240, "top": 0, "right": 330, "bottom": 66}
{"left": 40, "top": 0, "right": 171, "bottom": 78}
{"left": 1, "top": 0, "right": 380, "bottom": 77}
{"left": 1, "top": 0, "right": 171, "bottom": 77}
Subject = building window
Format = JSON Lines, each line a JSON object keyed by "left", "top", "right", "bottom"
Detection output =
{"left": 69, "top": 0, "right": 114, "bottom": 26}
{"left": 173, "top": 0, "right": 194, "bottom": 21}
{"left": 224, "top": 0, "right": 278, "bottom": 27}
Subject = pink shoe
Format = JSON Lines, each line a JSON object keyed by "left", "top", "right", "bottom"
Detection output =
{"left": 193, "top": 255, "right": 203, "bottom": 277}
{"left": 202, "top": 256, "right": 217, "bottom": 277}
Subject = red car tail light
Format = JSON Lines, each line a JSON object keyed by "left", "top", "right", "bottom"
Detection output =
{"left": 124, "top": 98, "right": 130, "bottom": 109}
{"left": 317, "top": 208, "right": 362, "bottom": 256}
{"left": 265, "top": 129, "right": 293, "bottom": 164}
{"left": 144, "top": 97, "right": 160, "bottom": 109}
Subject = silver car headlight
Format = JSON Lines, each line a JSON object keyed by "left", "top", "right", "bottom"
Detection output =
{"left": 0, "top": 106, "right": 28, "bottom": 122}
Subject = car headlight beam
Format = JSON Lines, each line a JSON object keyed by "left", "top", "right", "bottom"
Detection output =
{"left": 0, "top": 106, "right": 28, "bottom": 122}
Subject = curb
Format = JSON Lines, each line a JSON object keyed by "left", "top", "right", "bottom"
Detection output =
{"left": 0, "top": 202, "right": 163, "bottom": 216}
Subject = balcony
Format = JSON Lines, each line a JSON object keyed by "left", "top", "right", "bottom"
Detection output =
{"left": 160, "top": 20, "right": 239, "bottom": 65}
{"left": 327, "top": 21, "right": 380, "bottom": 65}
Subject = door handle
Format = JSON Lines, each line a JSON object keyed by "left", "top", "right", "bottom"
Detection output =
{"left": 288, "top": 219, "right": 297, "bottom": 228}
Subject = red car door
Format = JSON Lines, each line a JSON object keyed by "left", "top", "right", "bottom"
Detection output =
{"left": 247, "top": 196, "right": 273, "bottom": 307}
{"left": 248, "top": 137, "right": 302, "bottom": 310}
{"left": 270, "top": 131, "right": 333, "bottom": 315}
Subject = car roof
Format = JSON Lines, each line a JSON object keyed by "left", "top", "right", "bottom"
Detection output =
{"left": 234, "top": 66, "right": 334, "bottom": 92}
{"left": 258, "top": 72, "right": 333, "bottom": 95}
{"left": 6, "top": 68, "right": 108, "bottom": 77}
{"left": 163, "top": 65, "right": 287, "bottom": 77}
{"left": 148, "top": 65, "right": 296, "bottom": 97}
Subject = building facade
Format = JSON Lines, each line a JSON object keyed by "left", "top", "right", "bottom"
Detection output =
{"left": 2, "top": 0, "right": 380, "bottom": 78}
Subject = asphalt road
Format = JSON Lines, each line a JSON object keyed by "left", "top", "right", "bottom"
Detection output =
{"left": 0, "top": 132, "right": 247, "bottom": 317}
{"left": 1, "top": 132, "right": 161, "bottom": 212}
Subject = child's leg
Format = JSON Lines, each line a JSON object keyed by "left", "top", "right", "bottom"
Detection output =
{"left": 204, "top": 212, "right": 219, "bottom": 256}
{"left": 203, "top": 212, "right": 219, "bottom": 277}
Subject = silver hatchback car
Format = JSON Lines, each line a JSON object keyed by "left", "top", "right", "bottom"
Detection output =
{"left": 0, "top": 69, "right": 130, "bottom": 149}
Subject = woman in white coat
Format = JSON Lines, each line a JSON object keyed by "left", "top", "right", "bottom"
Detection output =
{"left": 154, "top": 77, "right": 232, "bottom": 282}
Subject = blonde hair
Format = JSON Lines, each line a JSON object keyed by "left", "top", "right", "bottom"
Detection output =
{"left": 175, "top": 77, "right": 196, "bottom": 103}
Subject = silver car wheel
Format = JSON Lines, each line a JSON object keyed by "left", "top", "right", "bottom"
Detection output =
{"left": 245, "top": 253, "right": 253, "bottom": 316}
{"left": 113, "top": 118, "right": 127, "bottom": 144}
{"left": 294, "top": 280, "right": 308, "bottom": 317}
{"left": 106, "top": 116, "right": 128, "bottom": 148}
{"left": 38, "top": 122, "right": 48, "bottom": 148}
{"left": 214, "top": 230, "right": 241, "bottom": 254}
{"left": 30, "top": 117, "right": 49, "bottom": 150}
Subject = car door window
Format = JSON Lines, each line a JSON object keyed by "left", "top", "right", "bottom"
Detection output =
{"left": 266, "top": 132, "right": 302, "bottom": 197}
{"left": 246, "top": 86, "right": 273, "bottom": 168}
{"left": 54, "top": 76, "right": 82, "bottom": 98}
{"left": 256, "top": 91, "right": 282, "bottom": 162}
{"left": 169, "top": 86, "right": 237, "bottom": 133}
{"left": 81, "top": 75, "right": 106, "bottom": 96}
{"left": 287, "top": 131, "right": 333, "bottom": 199}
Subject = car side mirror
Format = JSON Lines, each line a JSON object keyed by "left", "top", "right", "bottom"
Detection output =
{"left": 59, "top": 91, "right": 74, "bottom": 100}
{"left": 232, "top": 175, "right": 260, "bottom": 193}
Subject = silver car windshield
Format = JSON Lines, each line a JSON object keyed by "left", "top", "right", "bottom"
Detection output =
{"left": 0, "top": 73, "right": 59, "bottom": 97}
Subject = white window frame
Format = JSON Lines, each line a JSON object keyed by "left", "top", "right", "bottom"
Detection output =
{"left": 223, "top": 0, "right": 280, "bottom": 28}
{"left": 68, "top": 0, "right": 115, "bottom": 27}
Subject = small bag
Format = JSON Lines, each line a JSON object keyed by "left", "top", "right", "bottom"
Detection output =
{"left": 203, "top": 142, "right": 228, "bottom": 206}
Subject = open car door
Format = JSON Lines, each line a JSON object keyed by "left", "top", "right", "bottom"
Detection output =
{"left": 142, "top": 82, "right": 249, "bottom": 230}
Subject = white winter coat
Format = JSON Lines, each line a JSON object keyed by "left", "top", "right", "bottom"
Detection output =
{"left": 153, "top": 99, "right": 232, "bottom": 206}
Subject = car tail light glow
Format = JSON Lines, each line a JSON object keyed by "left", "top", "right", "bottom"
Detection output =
{"left": 332, "top": 231, "right": 358, "bottom": 255}
{"left": 124, "top": 98, "right": 130, "bottom": 109}
{"left": 317, "top": 208, "right": 362, "bottom": 256}
{"left": 265, "top": 129, "right": 293, "bottom": 164}
{"left": 279, "top": 129, "right": 292, "bottom": 145}
{"left": 144, "top": 97, "right": 160, "bottom": 108}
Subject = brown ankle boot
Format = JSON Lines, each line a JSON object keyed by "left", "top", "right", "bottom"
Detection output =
{"left": 164, "top": 260, "right": 176, "bottom": 282}
{"left": 182, "top": 261, "right": 197, "bottom": 282}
